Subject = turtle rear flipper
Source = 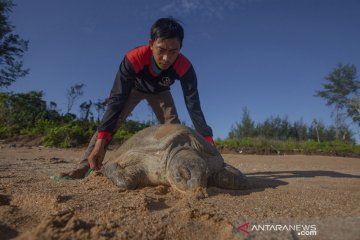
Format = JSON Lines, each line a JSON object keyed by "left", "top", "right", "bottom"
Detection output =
{"left": 210, "top": 163, "right": 249, "bottom": 190}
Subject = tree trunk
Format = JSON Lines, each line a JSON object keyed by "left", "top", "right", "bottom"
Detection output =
{"left": 335, "top": 104, "right": 340, "bottom": 140}
{"left": 315, "top": 123, "right": 320, "bottom": 143}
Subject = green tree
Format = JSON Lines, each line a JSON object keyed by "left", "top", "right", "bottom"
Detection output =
{"left": 79, "top": 100, "right": 92, "bottom": 120}
{"left": 315, "top": 63, "right": 359, "bottom": 139}
{"left": 257, "top": 116, "right": 282, "bottom": 140}
{"left": 0, "top": 91, "right": 46, "bottom": 132}
{"left": 94, "top": 98, "right": 106, "bottom": 121}
{"left": 279, "top": 116, "right": 290, "bottom": 140}
{"left": 289, "top": 119, "right": 307, "bottom": 141}
{"left": 309, "top": 119, "right": 325, "bottom": 142}
{"left": 0, "top": 0, "right": 29, "bottom": 88}
{"left": 45, "top": 101, "right": 61, "bottom": 121}
{"left": 347, "top": 96, "right": 360, "bottom": 126}
{"left": 228, "top": 107, "right": 255, "bottom": 139}
{"left": 66, "top": 83, "right": 85, "bottom": 114}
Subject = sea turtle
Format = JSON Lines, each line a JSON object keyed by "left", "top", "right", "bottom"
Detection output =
{"left": 102, "top": 124, "right": 248, "bottom": 192}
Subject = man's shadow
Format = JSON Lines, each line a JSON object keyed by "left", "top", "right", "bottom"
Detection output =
{"left": 207, "top": 170, "right": 360, "bottom": 197}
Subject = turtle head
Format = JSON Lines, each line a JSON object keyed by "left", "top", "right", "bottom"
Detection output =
{"left": 167, "top": 149, "right": 208, "bottom": 192}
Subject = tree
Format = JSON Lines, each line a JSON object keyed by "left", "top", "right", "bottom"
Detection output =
{"left": 45, "top": 101, "right": 61, "bottom": 121}
{"left": 66, "top": 83, "right": 85, "bottom": 114}
{"left": 289, "top": 119, "right": 307, "bottom": 141}
{"left": 347, "top": 96, "right": 360, "bottom": 126}
{"left": 79, "top": 100, "right": 92, "bottom": 120}
{"left": 257, "top": 116, "right": 282, "bottom": 140}
{"left": 0, "top": 91, "right": 46, "bottom": 131}
{"left": 228, "top": 107, "right": 255, "bottom": 139}
{"left": 315, "top": 63, "right": 360, "bottom": 139}
{"left": 310, "top": 119, "right": 322, "bottom": 142}
{"left": 94, "top": 99, "right": 106, "bottom": 121}
{"left": 0, "top": 0, "right": 29, "bottom": 88}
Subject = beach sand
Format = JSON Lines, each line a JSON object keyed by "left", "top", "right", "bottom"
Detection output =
{"left": 0, "top": 144, "right": 359, "bottom": 239}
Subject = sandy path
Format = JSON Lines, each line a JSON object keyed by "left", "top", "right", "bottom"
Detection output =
{"left": 0, "top": 145, "right": 359, "bottom": 240}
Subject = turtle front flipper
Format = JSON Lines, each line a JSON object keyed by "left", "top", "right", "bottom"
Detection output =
{"left": 102, "top": 162, "right": 139, "bottom": 190}
{"left": 210, "top": 163, "right": 249, "bottom": 190}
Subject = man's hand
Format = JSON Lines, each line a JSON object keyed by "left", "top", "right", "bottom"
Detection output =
{"left": 88, "top": 138, "right": 107, "bottom": 170}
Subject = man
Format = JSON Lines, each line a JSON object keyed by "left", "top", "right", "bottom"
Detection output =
{"left": 61, "top": 17, "right": 214, "bottom": 179}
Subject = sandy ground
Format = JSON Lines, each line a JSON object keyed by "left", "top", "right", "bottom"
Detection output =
{"left": 0, "top": 143, "right": 360, "bottom": 240}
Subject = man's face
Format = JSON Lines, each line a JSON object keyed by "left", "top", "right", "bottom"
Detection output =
{"left": 149, "top": 38, "right": 181, "bottom": 70}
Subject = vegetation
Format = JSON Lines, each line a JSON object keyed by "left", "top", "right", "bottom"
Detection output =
{"left": 66, "top": 83, "right": 85, "bottom": 114}
{"left": 0, "top": 91, "right": 149, "bottom": 147}
{"left": 229, "top": 108, "right": 355, "bottom": 143}
{"left": 0, "top": 0, "right": 29, "bottom": 88}
{"left": 0, "top": 90, "right": 358, "bottom": 157}
{"left": 224, "top": 107, "right": 359, "bottom": 156}
{"left": 215, "top": 137, "right": 360, "bottom": 157}
{"left": 315, "top": 63, "right": 360, "bottom": 138}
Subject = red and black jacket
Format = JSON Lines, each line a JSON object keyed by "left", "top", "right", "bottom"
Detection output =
{"left": 98, "top": 45, "right": 213, "bottom": 138}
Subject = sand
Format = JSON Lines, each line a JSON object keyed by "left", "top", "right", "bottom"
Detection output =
{"left": 0, "top": 143, "right": 359, "bottom": 240}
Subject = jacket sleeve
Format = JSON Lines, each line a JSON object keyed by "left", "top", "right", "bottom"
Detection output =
{"left": 97, "top": 57, "right": 135, "bottom": 133}
{"left": 180, "top": 65, "right": 213, "bottom": 137}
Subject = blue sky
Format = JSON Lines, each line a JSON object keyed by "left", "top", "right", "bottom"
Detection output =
{"left": 7, "top": 0, "right": 360, "bottom": 139}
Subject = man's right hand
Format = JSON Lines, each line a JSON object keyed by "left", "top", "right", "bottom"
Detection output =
{"left": 88, "top": 138, "right": 107, "bottom": 170}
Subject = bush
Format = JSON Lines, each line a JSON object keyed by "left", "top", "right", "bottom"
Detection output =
{"left": 112, "top": 129, "right": 134, "bottom": 143}
{"left": 0, "top": 91, "right": 47, "bottom": 132}
{"left": 0, "top": 125, "right": 12, "bottom": 138}
{"left": 42, "top": 122, "right": 94, "bottom": 148}
{"left": 20, "top": 119, "right": 58, "bottom": 136}
{"left": 112, "top": 120, "right": 150, "bottom": 143}
{"left": 217, "top": 137, "right": 360, "bottom": 156}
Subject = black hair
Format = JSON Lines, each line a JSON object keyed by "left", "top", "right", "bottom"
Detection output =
{"left": 150, "top": 17, "right": 184, "bottom": 48}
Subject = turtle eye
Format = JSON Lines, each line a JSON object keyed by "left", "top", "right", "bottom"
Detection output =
{"left": 178, "top": 166, "right": 191, "bottom": 181}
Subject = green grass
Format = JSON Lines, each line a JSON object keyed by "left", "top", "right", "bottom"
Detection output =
{"left": 215, "top": 137, "right": 360, "bottom": 157}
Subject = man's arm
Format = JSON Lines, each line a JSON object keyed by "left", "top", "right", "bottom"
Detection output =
{"left": 88, "top": 57, "right": 135, "bottom": 170}
{"left": 180, "top": 65, "right": 214, "bottom": 142}
{"left": 88, "top": 138, "right": 107, "bottom": 170}
{"left": 97, "top": 57, "right": 135, "bottom": 136}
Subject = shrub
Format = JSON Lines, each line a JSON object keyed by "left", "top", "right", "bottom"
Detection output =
{"left": 112, "top": 120, "right": 150, "bottom": 143}
{"left": 42, "top": 122, "right": 94, "bottom": 148}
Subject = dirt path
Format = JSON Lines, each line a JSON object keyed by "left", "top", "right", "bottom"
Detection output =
{"left": 0, "top": 145, "right": 359, "bottom": 240}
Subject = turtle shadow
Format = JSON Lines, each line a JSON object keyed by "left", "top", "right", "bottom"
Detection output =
{"left": 0, "top": 224, "right": 18, "bottom": 240}
{"left": 207, "top": 175, "right": 288, "bottom": 197}
{"left": 246, "top": 170, "right": 360, "bottom": 179}
{"left": 207, "top": 169, "right": 360, "bottom": 197}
